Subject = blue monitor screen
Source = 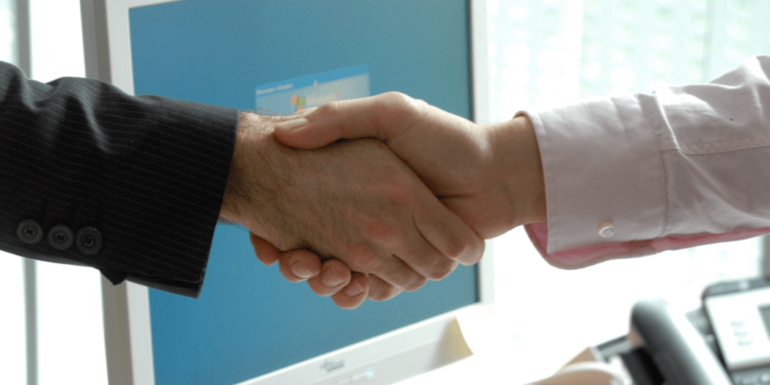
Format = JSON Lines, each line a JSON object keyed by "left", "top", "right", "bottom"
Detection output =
{"left": 129, "top": 1, "right": 476, "bottom": 384}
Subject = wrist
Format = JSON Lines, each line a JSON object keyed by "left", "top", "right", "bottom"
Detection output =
{"left": 485, "top": 114, "right": 546, "bottom": 228}
{"left": 220, "top": 112, "right": 254, "bottom": 224}
{"left": 221, "top": 112, "right": 283, "bottom": 227}
{"left": 220, "top": 112, "right": 308, "bottom": 250}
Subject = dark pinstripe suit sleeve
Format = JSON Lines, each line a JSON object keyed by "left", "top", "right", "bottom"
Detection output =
{"left": 0, "top": 61, "right": 239, "bottom": 298}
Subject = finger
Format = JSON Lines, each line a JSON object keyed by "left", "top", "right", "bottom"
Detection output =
{"left": 413, "top": 188, "right": 485, "bottom": 266}
{"left": 331, "top": 273, "right": 369, "bottom": 309}
{"left": 292, "top": 106, "right": 317, "bottom": 117}
{"left": 370, "top": 254, "right": 427, "bottom": 292}
{"left": 249, "top": 232, "right": 280, "bottom": 266}
{"left": 307, "top": 259, "right": 352, "bottom": 296}
{"left": 367, "top": 274, "right": 403, "bottom": 302}
{"left": 273, "top": 93, "right": 416, "bottom": 149}
{"left": 393, "top": 224, "right": 459, "bottom": 282}
{"left": 277, "top": 249, "right": 323, "bottom": 283}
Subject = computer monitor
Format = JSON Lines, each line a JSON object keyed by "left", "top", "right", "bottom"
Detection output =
{"left": 80, "top": 1, "right": 493, "bottom": 384}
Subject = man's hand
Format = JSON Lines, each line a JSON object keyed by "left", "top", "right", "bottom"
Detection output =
{"left": 249, "top": 233, "right": 369, "bottom": 309}
{"left": 219, "top": 111, "right": 485, "bottom": 308}
{"left": 274, "top": 92, "right": 547, "bottom": 238}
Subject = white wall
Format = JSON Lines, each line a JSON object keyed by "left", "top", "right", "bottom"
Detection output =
{"left": 0, "top": 1, "right": 29, "bottom": 384}
{"left": 29, "top": 1, "right": 107, "bottom": 384}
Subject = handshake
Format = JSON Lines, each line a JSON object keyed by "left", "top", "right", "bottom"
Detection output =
{"left": 218, "top": 92, "right": 547, "bottom": 309}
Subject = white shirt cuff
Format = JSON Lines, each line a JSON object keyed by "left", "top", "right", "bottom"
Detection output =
{"left": 518, "top": 94, "right": 665, "bottom": 253}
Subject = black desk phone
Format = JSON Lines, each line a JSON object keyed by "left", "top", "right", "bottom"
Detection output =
{"left": 596, "top": 277, "right": 770, "bottom": 385}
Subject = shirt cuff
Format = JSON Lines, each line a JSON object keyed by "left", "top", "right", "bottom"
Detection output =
{"left": 525, "top": 221, "right": 770, "bottom": 268}
{"left": 517, "top": 94, "right": 665, "bottom": 261}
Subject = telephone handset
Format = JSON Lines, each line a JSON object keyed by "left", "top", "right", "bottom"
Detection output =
{"left": 629, "top": 298, "right": 732, "bottom": 384}
{"left": 629, "top": 277, "right": 770, "bottom": 385}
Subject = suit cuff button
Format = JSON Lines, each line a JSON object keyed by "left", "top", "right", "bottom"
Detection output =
{"left": 598, "top": 221, "right": 616, "bottom": 238}
{"left": 48, "top": 225, "right": 74, "bottom": 250}
{"left": 17, "top": 220, "right": 44, "bottom": 244}
{"left": 76, "top": 227, "right": 103, "bottom": 256}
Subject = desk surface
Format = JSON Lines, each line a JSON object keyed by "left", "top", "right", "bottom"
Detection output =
{"left": 392, "top": 324, "right": 586, "bottom": 385}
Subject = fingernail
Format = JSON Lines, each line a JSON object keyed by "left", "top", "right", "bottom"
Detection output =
{"left": 321, "top": 268, "right": 345, "bottom": 287}
{"left": 291, "top": 261, "right": 313, "bottom": 279}
{"left": 344, "top": 281, "right": 365, "bottom": 297}
{"left": 275, "top": 118, "right": 308, "bottom": 132}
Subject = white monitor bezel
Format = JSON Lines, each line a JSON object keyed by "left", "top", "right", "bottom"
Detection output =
{"left": 80, "top": 1, "right": 492, "bottom": 384}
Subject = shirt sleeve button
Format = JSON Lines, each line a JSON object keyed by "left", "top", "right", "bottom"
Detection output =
{"left": 48, "top": 225, "right": 74, "bottom": 251}
{"left": 598, "top": 222, "right": 616, "bottom": 238}
{"left": 17, "top": 220, "right": 44, "bottom": 245}
{"left": 76, "top": 227, "right": 103, "bottom": 256}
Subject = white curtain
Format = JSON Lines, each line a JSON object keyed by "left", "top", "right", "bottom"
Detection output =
{"left": 0, "top": 4, "right": 29, "bottom": 385}
{"left": 0, "top": 1, "right": 106, "bottom": 384}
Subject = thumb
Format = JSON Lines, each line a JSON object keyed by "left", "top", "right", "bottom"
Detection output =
{"left": 274, "top": 95, "right": 402, "bottom": 149}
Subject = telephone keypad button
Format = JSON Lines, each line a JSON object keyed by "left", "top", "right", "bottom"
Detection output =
{"left": 733, "top": 329, "right": 749, "bottom": 338}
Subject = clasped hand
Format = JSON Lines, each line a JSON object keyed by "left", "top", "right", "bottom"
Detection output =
{"left": 223, "top": 92, "right": 545, "bottom": 309}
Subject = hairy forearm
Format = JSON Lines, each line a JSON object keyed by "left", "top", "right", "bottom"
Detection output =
{"left": 220, "top": 112, "right": 296, "bottom": 242}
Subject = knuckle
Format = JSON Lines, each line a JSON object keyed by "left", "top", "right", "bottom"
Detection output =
{"left": 406, "top": 276, "right": 428, "bottom": 292}
{"left": 307, "top": 278, "right": 334, "bottom": 297}
{"left": 368, "top": 293, "right": 387, "bottom": 302}
{"left": 315, "top": 100, "right": 341, "bottom": 117}
{"left": 369, "top": 284, "right": 397, "bottom": 302}
{"left": 333, "top": 297, "right": 361, "bottom": 310}
{"left": 381, "top": 92, "right": 421, "bottom": 117}
{"left": 385, "top": 91, "right": 428, "bottom": 118}
{"left": 428, "top": 260, "right": 458, "bottom": 281}
{"left": 381, "top": 91, "right": 410, "bottom": 105}
{"left": 326, "top": 259, "right": 350, "bottom": 276}
{"left": 444, "top": 236, "right": 472, "bottom": 261}
{"left": 348, "top": 250, "right": 380, "bottom": 273}
{"left": 364, "top": 220, "right": 398, "bottom": 245}
{"left": 464, "top": 237, "right": 485, "bottom": 265}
